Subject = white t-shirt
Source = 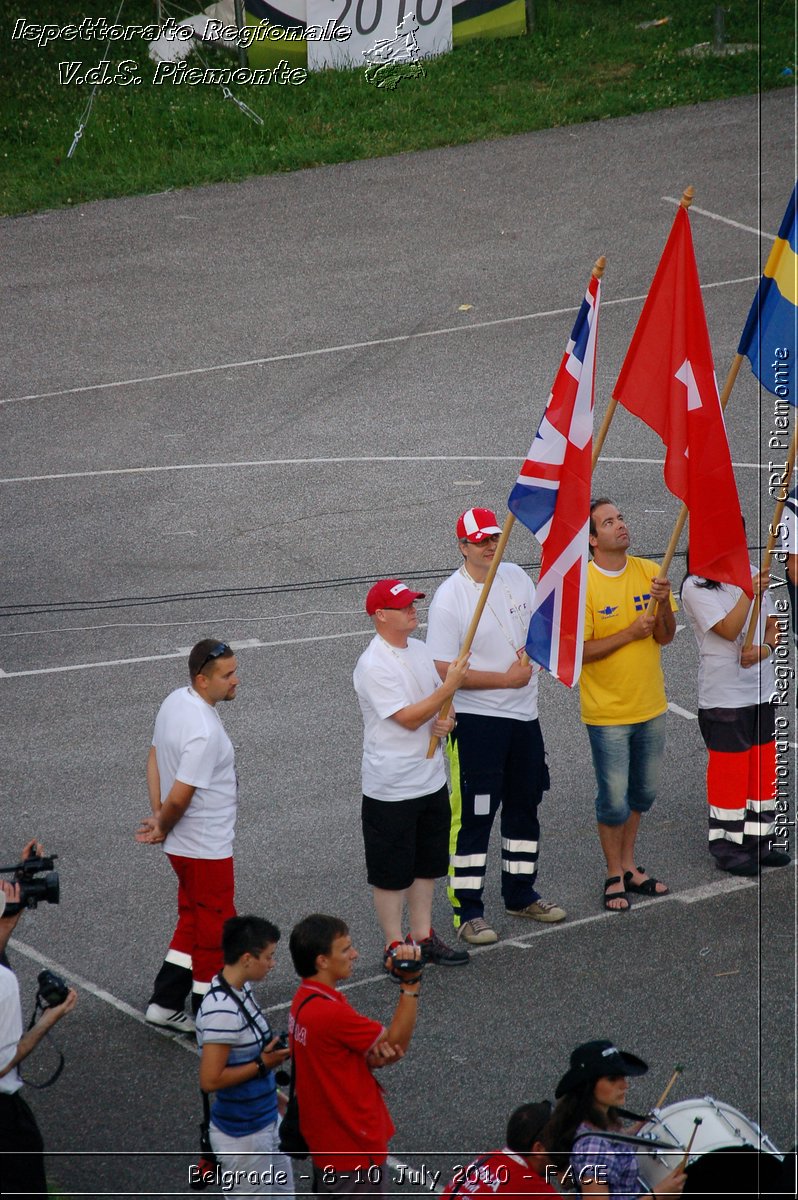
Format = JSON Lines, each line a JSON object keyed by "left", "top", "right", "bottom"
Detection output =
{"left": 0, "top": 965, "right": 23, "bottom": 1094}
{"left": 353, "top": 635, "right": 447, "bottom": 802}
{"left": 152, "top": 687, "right": 238, "bottom": 859}
{"left": 426, "top": 563, "right": 538, "bottom": 720}
{"left": 681, "top": 567, "right": 776, "bottom": 708}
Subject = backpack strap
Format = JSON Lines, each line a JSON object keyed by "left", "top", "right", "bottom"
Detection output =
{"left": 286, "top": 991, "right": 332, "bottom": 1100}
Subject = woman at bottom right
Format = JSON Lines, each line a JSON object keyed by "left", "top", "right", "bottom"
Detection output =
{"left": 544, "top": 1039, "right": 685, "bottom": 1198}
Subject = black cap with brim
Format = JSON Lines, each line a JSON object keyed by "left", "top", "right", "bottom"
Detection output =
{"left": 555, "top": 1040, "right": 648, "bottom": 1098}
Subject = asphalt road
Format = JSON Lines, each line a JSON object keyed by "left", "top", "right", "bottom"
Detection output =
{"left": 1, "top": 88, "right": 796, "bottom": 1198}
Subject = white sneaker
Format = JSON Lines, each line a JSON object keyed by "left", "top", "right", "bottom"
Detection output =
{"left": 457, "top": 917, "right": 499, "bottom": 945}
{"left": 145, "top": 1003, "right": 195, "bottom": 1033}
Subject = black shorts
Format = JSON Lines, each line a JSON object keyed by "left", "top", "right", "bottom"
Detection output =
{"left": 361, "top": 786, "right": 451, "bottom": 890}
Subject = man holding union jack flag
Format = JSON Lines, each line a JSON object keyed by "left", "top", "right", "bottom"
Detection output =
{"left": 426, "top": 508, "right": 566, "bottom": 946}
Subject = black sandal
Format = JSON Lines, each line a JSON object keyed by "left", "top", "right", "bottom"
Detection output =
{"left": 623, "top": 867, "right": 669, "bottom": 897}
{"left": 603, "top": 876, "right": 630, "bottom": 912}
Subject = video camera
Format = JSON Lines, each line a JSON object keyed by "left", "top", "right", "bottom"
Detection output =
{"left": 0, "top": 849, "right": 60, "bottom": 917}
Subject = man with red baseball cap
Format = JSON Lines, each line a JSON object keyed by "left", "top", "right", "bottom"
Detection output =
{"left": 426, "top": 509, "right": 565, "bottom": 945}
{"left": 353, "top": 579, "right": 471, "bottom": 972}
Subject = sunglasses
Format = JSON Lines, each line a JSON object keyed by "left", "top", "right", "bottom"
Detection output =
{"left": 197, "top": 642, "right": 232, "bottom": 672}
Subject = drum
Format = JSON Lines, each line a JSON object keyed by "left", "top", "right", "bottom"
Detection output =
{"left": 636, "top": 1096, "right": 784, "bottom": 1195}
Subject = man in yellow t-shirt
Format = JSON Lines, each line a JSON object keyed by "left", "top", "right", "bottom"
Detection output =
{"left": 580, "top": 499, "right": 677, "bottom": 912}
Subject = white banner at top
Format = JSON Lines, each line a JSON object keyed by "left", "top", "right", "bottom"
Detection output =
{"left": 306, "top": 0, "right": 452, "bottom": 71}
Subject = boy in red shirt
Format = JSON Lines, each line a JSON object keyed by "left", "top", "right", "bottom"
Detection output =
{"left": 288, "top": 914, "right": 422, "bottom": 1194}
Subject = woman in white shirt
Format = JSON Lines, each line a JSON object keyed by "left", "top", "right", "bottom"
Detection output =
{"left": 680, "top": 561, "right": 790, "bottom": 875}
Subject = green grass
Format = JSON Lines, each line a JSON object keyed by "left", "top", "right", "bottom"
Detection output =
{"left": 1, "top": 0, "right": 794, "bottom": 215}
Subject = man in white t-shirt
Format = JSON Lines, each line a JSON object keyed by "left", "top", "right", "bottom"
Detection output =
{"left": 426, "top": 509, "right": 566, "bottom": 946}
{"left": 136, "top": 640, "right": 240, "bottom": 1031}
{"left": 354, "top": 579, "right": 470, "bottom": 972}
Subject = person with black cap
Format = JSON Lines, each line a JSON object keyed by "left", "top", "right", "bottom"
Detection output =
{"left": 442, "top": 1100, "right": 559, "bottom": 1196}
{"left": 544, "top": 1040, "right": 686, "bottom": 1198}
{"left": 354, "top": 579, "right": 471, "bottom": 972}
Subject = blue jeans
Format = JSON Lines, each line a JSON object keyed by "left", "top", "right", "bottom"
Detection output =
{"left": 586, "top": 714, "right": 666, "bottom": 826}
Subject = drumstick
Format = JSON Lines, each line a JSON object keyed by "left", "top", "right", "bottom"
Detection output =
{"left": 678, "top": 1117, "right": 703, "bottom": 1172}
{"left": 652, "top": 1065, "right": 683, "bottom": 1112}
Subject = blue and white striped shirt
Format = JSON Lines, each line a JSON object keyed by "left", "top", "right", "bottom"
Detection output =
{"left": 196, "top": 977, "right": 278, "bottom": 1137}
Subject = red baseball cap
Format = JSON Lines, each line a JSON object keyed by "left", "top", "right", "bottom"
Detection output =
{"left": 365, "top": 579, "right": 426, "bottom": 616}
{"left": 457, "top": 507, "right": 502, "bottom": 543}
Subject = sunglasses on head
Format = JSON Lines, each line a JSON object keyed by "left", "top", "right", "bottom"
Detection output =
{"left": 197, "top": 642, "right": 232, "bottom": 672}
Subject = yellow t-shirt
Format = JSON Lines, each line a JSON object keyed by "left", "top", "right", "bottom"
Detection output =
{"left": 579, "top": 556, "right": 678, "bottom": 726}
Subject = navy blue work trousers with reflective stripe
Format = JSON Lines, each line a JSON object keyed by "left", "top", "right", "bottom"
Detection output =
{"left": 446, "top": 713, "right": 550, "bottom": 924}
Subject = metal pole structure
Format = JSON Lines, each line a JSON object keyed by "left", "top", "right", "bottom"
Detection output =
{"left": 713, "top": 5, "right": 726, "bottom": 52}
{"left": 234, "top": 0, "right": 247, "bottom": 67}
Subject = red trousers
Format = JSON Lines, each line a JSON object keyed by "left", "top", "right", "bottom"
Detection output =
{"left": 698, "top": 703, "right": 776, "bottom": 869}
{"left": 167, "top": 853, "right": 236, "bottom": 987}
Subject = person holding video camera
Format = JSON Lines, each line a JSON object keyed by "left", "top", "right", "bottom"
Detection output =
{"left": 287, "top": 913, "right": 422, "bottom": 1195}
{"left": 0, "top": 843, "right": 77, "bottom": 1200}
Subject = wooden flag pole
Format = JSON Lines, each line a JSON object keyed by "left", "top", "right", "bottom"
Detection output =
{"left": 742, "top": 420, "right": 798, "bottom": 649}
{"left": 718, "top": 352, "right": 745, "bottom": 410}
{"left": 425, "top": 511, "right": 517, "bottom": 758}
{"left": 586, "top": 256, "right": 610, "bottom": 469}
{"left": 591, "top": 395, "right": 618, "bottom": 470}
{"left": 426, "top": 254, "right": 608, "bottom": 757}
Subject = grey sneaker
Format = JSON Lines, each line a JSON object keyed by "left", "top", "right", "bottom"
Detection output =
{"left": 417, "top": 928, "right": 469, "bottom": 966}
{"left": 457, "top": 917, "right": 498, "bottom": 945}
{"left": 145, "top": 1002, "right": 196, "bottom": 1033}
{"left": 506, "top": 899, "right": 566, "bottom": 923}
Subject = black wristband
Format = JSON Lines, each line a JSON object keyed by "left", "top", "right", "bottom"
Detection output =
{"left": 256, "top": 1058, "right": 269, "bottom": 1078}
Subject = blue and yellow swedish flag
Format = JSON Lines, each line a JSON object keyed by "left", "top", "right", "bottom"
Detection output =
{"left": 738, "top": 182, "right": 798, "bottom": 403}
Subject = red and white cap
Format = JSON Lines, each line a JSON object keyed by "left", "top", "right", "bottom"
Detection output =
{"left": 456, "top": 508, "right": 502, "bottom": 543}
{"left": 365, "top": 579, "right": 426, "bottom": 616}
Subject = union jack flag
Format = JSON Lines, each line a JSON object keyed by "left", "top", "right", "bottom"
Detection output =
{"left": 508, "top": 272, "right": 600, "bottom": 687}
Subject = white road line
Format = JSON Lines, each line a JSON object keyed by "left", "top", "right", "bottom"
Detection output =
{"left": 175, "top": 637, "right": 264, "bottom": 654}
{"left": 7, "top": 939, "right": 199, "bottom": 1054}
{"left": 662, "top": 196, "right": 777, "bottom": 240}
{"left": 7, "top": 942, "right": 428, "bottom": 1191}
{"left": 0, "top": 628, "right": 375, "bottom": 678}
{"left": 11, "top": 867, "right": 778, "bottom": 1193}
{"left": 0, "top": 610, "right": 365, "bottom": 639}
{"left": 260, "top": 874, "right": 767, "bottom": 1014}
{"left": 7, "top": 950, "right": 429, "bottom": 1185}
{"left": 668, "top": 702, "right": 699, "bottom": 720}
{"left": 0, "top": 452, "right": 770, "bottom": 487}
{"left": 0, "top": 276, "right": 759, "bottom": 407}
{"left": 9, "top": 872, "right": 764, "bottom": 1027}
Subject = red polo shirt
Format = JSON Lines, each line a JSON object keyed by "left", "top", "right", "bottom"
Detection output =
{"left": 289, "top": 980, "right": 394, "bottom": 1172}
